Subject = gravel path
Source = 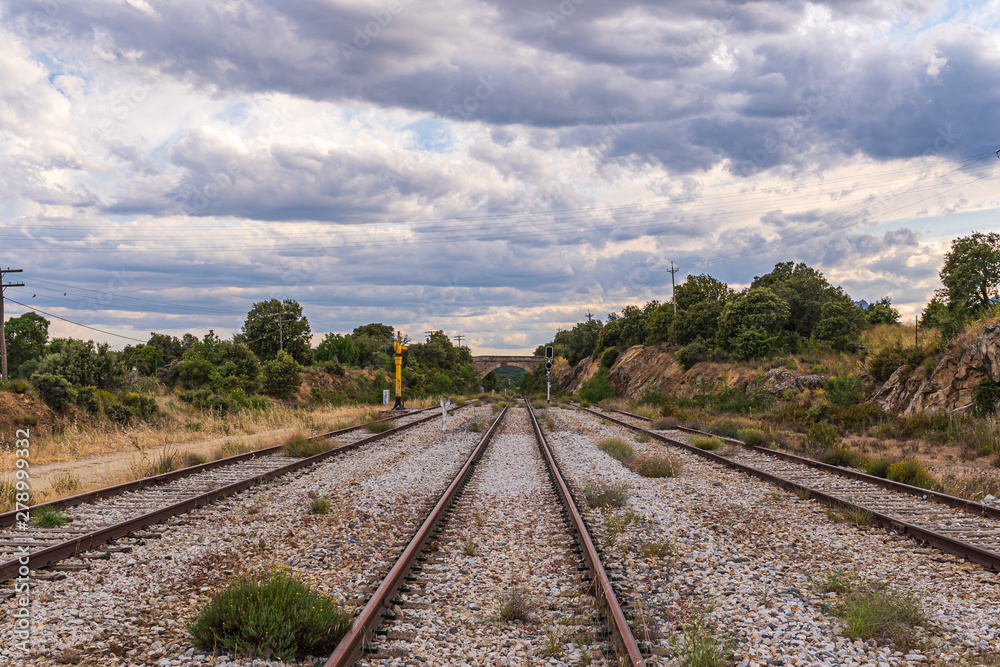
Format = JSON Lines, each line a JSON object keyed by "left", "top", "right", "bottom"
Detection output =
{"left": 545, "top": 407, "right": 1000, "bottom": 667}
{"left": 1, "top": 407, "right": 490, "bottom": 667}
{"left": 361, "top": 406, "right": 611, "bottom": 667}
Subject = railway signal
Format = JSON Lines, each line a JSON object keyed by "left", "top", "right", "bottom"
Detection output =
{"left": 391, "top": 330, "right": 409, "bottom": 410}
{"left": 544, "top": 346, "right": 553, "bottom": 402}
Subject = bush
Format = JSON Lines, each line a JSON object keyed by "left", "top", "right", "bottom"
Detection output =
{"left": 579, "top": 370, "right": 616, "bottom": 403}
{"left": 820, "top": 444, "right": 862, "bottom": 468}
{"left": 861, "top": 457, "right": 893, "bottom": 478}
{"left": 738, "top": 429, "right": 765, "bottom": 447}
{"left": 868, "top": 344, "right": 907, "bottom": 383}
{"left": 830, "top": 403, "right": 887, "bottom": 431}
{"left": 579, "top": 400, "right": 591, "bottom": 408}
{"left": 650, "top": 417, "right": 677, "bottom": 430}
{"left": 826, "top": 376, "right": 862, "bottom": 408}
{"left": 973, "top": 379, "right": 1000, "bottom": 416}
{"left": 32, "top": 373, "right": 74, "bottom": 411}
{"left": 187, "top": 569, "right": 353, "bottom": 659}
{"left": 807, "top": 421, "right": 839, "bottom": 448}
{"left": 632, "top": 455, "right": 682, "bottom": 478}
{"left": 75, "top": 386, "right": 102, "bottom": 413}
{"left": 597, "top": 438, "right": 635, "bottom": 466}
{"left": 495, "top": 586, "right": 533, "bottom": 623}
{"left": 262, "top": 351, "right": 302, "bottom": 400}
{"left": 283, "top": 434, "right": 328, "bottom": 458}
{"left": 600, "top": 347, "right": 619, "bottom": 370}
{"left": 691, "top": 435, "right": 723, "bottom": 451}
{"left": 582, "top": 480, "right": 629, "bottom": 508}
{"left": 886, "top": 459, "right": 936, "bottom": 489}
{"left": 676, "top": 342, "right": 708, "bottom": 371}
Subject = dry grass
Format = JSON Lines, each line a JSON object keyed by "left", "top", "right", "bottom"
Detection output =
{"left": 859, "top": 322, "right": 941, "bottom": 355}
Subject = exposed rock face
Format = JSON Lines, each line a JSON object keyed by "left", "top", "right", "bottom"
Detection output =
{"left": 871, "top": 322, "right": 1000, "bottom": 414}
{"left": 762, "top": 368, "right": 826, "bottom": 395}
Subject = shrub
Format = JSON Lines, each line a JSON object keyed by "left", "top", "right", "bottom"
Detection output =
{"left": 32, "top": 373, "right": 74, "bottom": 411}
{"left": 187, "top": 568, "right": 353, "bottom": 659}
{"left": 104, "top": 403, "right": 134, "bottom": 426}
{"left": 676, "top": 342, "right": 708, "bottom": 370}
{"left": 820, "top": 444, "right": 862, "bottom": 468}
{"left": 973, "top": 379, "right": 1000, "bottom": 416}
{"left": 868, "top": 344, "right": 907, "bottom": 383}
{"left": 861, "top": 456, "right": 893, "bottom": 478}
{"left": 600, "top": 347, "right": 619, "bottom": 370}
{"left": 597, "top": 438, "right": 635, "bottom": 466}
{"left": 830, "top": 578, "right": 924, "bottom": 651}
{"left": 579, "top": 400, "right": 591, "bottom": 408}
{"left": 579, "top": 370, "right": 616, "bottom": 403}
{"left": 582, "top": 480, "right": 629, "bottom": 508}
{"left": 738, "top": 429, "right": 765, "bottom": 447}
{"left": 886, "top": 459, "right": 936, "bottom": 489}
{"left": 632, "top": 455, "right": 682, "bottom": 478}
{"left": 75, "top": 386, "right": 102, "bottom": 413}
{"left": 830, "top": 403, "right": 887, "bottom": 431}
{"left": 826, "top": 376, "right": 862, "bottom": 408}
{"left": 807, "top": 421, "right": 839, "bottom": 448}
{"left": 650, "top": 417, "right": 677, "bottom": 430}
{"left": 284, "top": 434, "right": 327, "bottom": 458}
{"left": 121, "top": 392, "right": 159, "bottom": 419}
{"left": 309, "top": 495, "right": 331, "bottom": 515}
{"left": 638, "top": 539, "right": 678, "bottom": 558}
{"left": 691, "top": 435, "right": 723, "bottom": 451}
{"left": 262, "top": 351, "right": 302, "bottom": 400}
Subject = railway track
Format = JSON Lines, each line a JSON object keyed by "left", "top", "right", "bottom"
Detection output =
{"left": 324, "top": 400, "right": 645, "bottom": 666}
{"left": 0, "top": 406, "right": 456, "bottom": 587}
{"left": 586, "top": 405, "right": 1000, "bottom": 571}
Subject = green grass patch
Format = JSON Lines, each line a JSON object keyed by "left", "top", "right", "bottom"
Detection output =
{"left": 638, "top": 539, "right": 677, "bottom": 559}
{"left": 822, "top": 573, "right": 925, "bottom": 651}
{"left": 364, "top": 419, "right": 395, "bottom": 434}
{"left": 691, "top": 436, "right": 723, "bottom": 451}
{"left": 650, "top": 417, "right": 677, "bottom": 430}
{"left": 187, "top": 568, "right": 353, "bottom": 659}
{"left": 32, "top": 505, "right": 70, "bottom": 528}
{"left": 597, "top": 438, "right": 636, "bottom": 466}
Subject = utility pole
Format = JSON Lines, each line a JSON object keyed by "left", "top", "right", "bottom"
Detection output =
{"left": 915, "top": 315, "right": 918, "bottom": 346}
{"left": 266, "top": 309, "right": 287, "bottom": 352}
{"left": 1, "top": 268, "right": 25, "bottom": 381}
{"left": 454, "top": 334, "right": 464, "bottom": 348}
{"left": 585, "top": 311, "right": 594, "bottom": 322}
{"left": 424, "top": 330, "right": 435, "bottom": 342}
{"left": 668, "top": 261, "right": 680, "bottom": 316}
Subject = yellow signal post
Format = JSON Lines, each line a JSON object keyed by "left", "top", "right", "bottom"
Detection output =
{"left": 392, "top": 330, "right": 408, "bottom": 410}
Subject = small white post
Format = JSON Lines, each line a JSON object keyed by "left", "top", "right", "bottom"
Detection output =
{"left": 382, "top": 389, "right": 390, "bottom": 406}
{"left": 441, "top": 396, "right": 450, "bottom": 431}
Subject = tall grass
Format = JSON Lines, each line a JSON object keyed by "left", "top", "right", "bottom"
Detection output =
{"left": 597, "top": 438, "right": 636, "bottom": 466}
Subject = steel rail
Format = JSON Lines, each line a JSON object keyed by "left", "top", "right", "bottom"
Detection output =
{"left": 0, "top": 406, "right": 459, "bottom": 583}
{"left": 324, "top": 405, "right": 509, "bottom": 667}
{"left": 583, "top": 407, "right": 1000, "bottom": 572}
{"left": 526, "top": 399, "right": 646, "bottom": 666}
{"left": 0, "top": 405, "right": 437, "bottom": 528}
{"left": 607, "top": 407, "right": 1000, "bottom": 521}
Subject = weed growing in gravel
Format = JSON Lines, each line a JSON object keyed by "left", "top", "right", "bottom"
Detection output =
{"left": 813, "top": 568, "right": 857, "bottom": 594}
{"left": 308, "top": 494, "right": 331, "bottom": 515}
{"left": 50, "top": 470, "right": 80, "bottom": 494}
{"left": 603, "top": 508, "right": 643, "bottom": 546}
{"left": 650, "top": 417, "right": 677, "bottom": 430}
{"left": 770, "top": 491, "right": 782, "bottom": 501}
{"left": 283, "top": 434, "right": 328, "bottom": 458}
{"left": 187, "top": 568, "right": 353, "bottom": 659}
{"left": 636, "top": 432, "right": 649, "bottom": 443}
{"left": 546, "top": 414, "right": 556, "bottom": 431}
{"left": 474, "top": 507, "right": 487, "bottom": 527}
{"left": 532, "top": 400, "right": 547, "bottom": 410}
{"left": 579, "top": 400, "right": 592, "bottom": 408}
{"left": 671, "top": 604, "right": 733, "bottom": 667}
{"left": 820, "top": 574, "right": 925, "bottom": 651}
{"left": 542, "top": 624, "right": 565, "bottom": 657}
{"left": 364, "top": 419, "right": 394, "bottom": 434}
{"left": 495, "top": 586, "right": 533, "bottom": 623}
{"left": 638, "top": 539, "right": 677, "bottom": 559}
{"left": 32, "top": 505, "right": 70, "bottom": 528}
{"left": 463, "top": 539, "right": 476, "bottom": 556}
{"left": 692, "top": 436, "right": 724, "bottom": 451}
{"left": 598, "top": 438, "right": 636, "bottom": 466}
{"left": 583, "top": 480, "right": 630, "bottom": 508}
{"left": 794, "top": 487, "right": 811, "bottom": 501}
{"left": 844, "top": 505, "right": 874, "bottom": 526}
{"left": 826, "top": 508, "right": 844, "bottom": 523}
{"left": 468, "top": 421, "right": 482, "bottom": 433}
{"left": 182, "top": 452, "right": 209, "bottom": 467}
{"left": 632, "top": 455, "right": 682, "bottom": 478}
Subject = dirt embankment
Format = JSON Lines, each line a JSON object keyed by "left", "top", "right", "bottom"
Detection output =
{"left": 554, "top": 345, "right": 760, "bottom": 400}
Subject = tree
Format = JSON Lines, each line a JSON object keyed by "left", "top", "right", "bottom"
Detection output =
{"left": 352, "top": 323, "right": 394, "bottom": 340}
{"left": 146, "top": 333, "right": 185, "bottom": 364}
{"left": 3, "top": 312, "right": 49, "bottom": 377}
{"left": 865, "top": 297, "right": 900, "bottom": 326}
{"left": 751, "top": 262, "right": 839, "bottom": 339}
{"left": 674, "top": 274, "right": 731, "bottom": 310}
{"left": 239, "top": 299, "right": 313, "bottom": 365}
{"left": 646, "top": 304, "right": 674, "bottom": 344}
{"left": 262, "top": 351, "right": 302, "bottom": 399}
{"left": 939, "top": 232, "right": 1000, "bottom": 315}
{"left": 315, "top": 333, "right": 358, "bottom": 365}
{"left": 673, "top": 300, "right": 724, "bottom": 345}
{"left": 815, "top": 297, "right": 866, "bottom": 350}
{"left": 717, "top": 287, "right": 790, "bottom": 353}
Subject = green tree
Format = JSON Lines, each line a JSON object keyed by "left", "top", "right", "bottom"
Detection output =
{"left": 751, "top": 262, "right": 837, "bottom": 339}
{"left": 315, "top": 333, "right": 358, "bottom": 365}
{"left": 865, "top": 296, "right": 900, "bottom": 326}
{"left": 939, "top": 232, "right": 1000, "bottom": 315}
{"left": 645, "top": 304, "right": 674, "bottom": 345}
{"left": 673, "top": 300, "right": 724, "bottom": 345}
{"left": 239, "top": 299, "right": 313, "bottom": 365}
{"left": 814, "top": 297, "right": 866, "bottom": 350}
{"left": 4, "top": 312, "right": 49, "bottom": 377}
{"left": 33, "top": 373, "right": 74, "bottom": 411}
{"left": 34, "top": 339, "right": 99, "bottom": 387}
{"left": 674, "top": 274, "right": 731, "bottom": 310}
{"left": 352, "top": 323, "right": 394, "bottom": 340}
{"left": 717, "top": 287, "right": 790, "bottom": 353}
{"left": 262, "top": 351, "right": 302, "bottom": 399}
{"left": 146, "top": 333, "right": 186, "bottom": 364}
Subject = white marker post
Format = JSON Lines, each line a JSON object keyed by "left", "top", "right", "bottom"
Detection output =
{"left": 441, "top": 396, "right": 450, "bottom": 431}
{"left": 383, "top": 389, "right": 390, "bottom": 406}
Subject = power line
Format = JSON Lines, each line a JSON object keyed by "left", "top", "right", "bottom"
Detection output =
{"left": 4, "top": 298, "right": 147, "bottom": 344}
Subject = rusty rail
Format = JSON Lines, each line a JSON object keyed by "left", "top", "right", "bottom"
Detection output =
{"left": 584, "top": 407, "right": 1000, "bottom": 572}
{"left": 0, "top": 405, "right": 437, "bottom": 528}
{"left": 526, "top": 399, "right": 646, "bottom": 666}
{"left": 324, "top": 405, "right": 509, "bottom": 667}
{"left": 0, "top": 406, "right": 457, "bottom": 583}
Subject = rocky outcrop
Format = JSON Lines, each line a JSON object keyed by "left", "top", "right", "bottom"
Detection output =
{"left": 762, "top": 368, "right": 826, "bottom": 395}
{"left": 871, "top": 322, "right": 1000, "bottom": 414}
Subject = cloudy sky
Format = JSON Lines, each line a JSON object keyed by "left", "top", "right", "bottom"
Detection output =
{"left": 1, "top": 0, "right": 999, "bottom": 354}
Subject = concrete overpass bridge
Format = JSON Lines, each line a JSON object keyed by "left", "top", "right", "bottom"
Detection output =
{"left": 472, "top": 355, "right": 543, "bottom": 376}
